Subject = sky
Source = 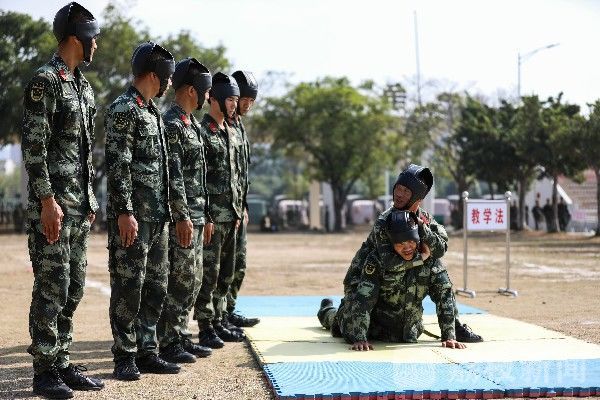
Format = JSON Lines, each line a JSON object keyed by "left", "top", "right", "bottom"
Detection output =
{"left": 3, "top": 0, "right": 600, "bottom": 108}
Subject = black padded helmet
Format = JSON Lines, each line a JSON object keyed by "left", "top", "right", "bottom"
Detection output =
{"left": 53, "top": 2, "right": 100, "bottom": 63}
{"left": 232, "top": 70, "right": 258, "bottom": 114}
{"left": 393, "top": 164, "right": 434, "bottom": 209}
{"left": 131, "top": 41, "right": 175, "bottom": 98}
{"left": 387, "top": 210, "right": 420, "bottom": 244}
{"left": 209, "top": 72, "right": 240, "bottom": 117}
{"left": 172, "top": 58, "right": 211, "bottom": 109}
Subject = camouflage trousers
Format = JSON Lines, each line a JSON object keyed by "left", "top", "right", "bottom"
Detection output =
{"left": 193, "top": 221, "right": 236, "bottom": 328}
{"left": 156, "top": 224, "right": 204, "bottom": 348}
{"left": 319, "top": 299, "right": 461, "bottom": 344}
{"left": 108, "top": 219, "right": 169, "bottom": 361}
{"left": 225, "top": 220, "right": 247, "bottom": 315}
{"left": 27, "top": 215, "right": 91, "bottom": 374}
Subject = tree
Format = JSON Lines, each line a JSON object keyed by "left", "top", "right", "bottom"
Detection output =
{"left": 260, "top": 77, "right": 398, "bottom": 231}
{"left": 581, "top": 100, "right": 600, "bottom": 236}
{"left": 0, "top": 11, "right": 55, "bottom": 143}
{"left": 539, "top": 94, "right": 586, "bottom": 232}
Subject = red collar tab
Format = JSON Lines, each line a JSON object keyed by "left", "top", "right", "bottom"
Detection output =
{"left": 208, "top": 121, "right": 218, "bottom": 133}
{"left": 181, "top": 114, "right": 190, "bottom": 126}
{"left": 58, "top": 69, "right": 68, "bottom": 81}
{"left": 419, "top": 213, "right": 430, "bottom": 225}
{"left": 136, "top": 95, "right": 145, "bottom": 108}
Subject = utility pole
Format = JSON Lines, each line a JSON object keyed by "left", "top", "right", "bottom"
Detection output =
{"left": 414, "top": 11, "right": 422, "bottom": 107}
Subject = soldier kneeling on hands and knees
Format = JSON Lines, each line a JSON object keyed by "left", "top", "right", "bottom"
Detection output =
{"left": 318, "top": 210, "right": 467, "bottom": 351}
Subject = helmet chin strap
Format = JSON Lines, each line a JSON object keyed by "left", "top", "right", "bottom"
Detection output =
{"left": 156, "top": 77, "right": 169, "bottom": 98}
{"left": 218, "top": 99, "right": 231, "bottom": 118}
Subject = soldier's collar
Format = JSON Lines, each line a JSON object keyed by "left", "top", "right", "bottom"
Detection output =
{"left": 129, "top": 86, "right": 149, "bottom": 109}
{"left": 50, "top": 54, "right": 75, "bottom": 82}
{"left": 202, "top": 113, "right": 224, "bottom": 133}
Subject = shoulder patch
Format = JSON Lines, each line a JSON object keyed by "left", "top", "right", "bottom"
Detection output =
{"left": 29, "top": 82, "right": 45, "bottom": 102}
{"left": 364, "top": 264, "right": 376, "bottom": 275}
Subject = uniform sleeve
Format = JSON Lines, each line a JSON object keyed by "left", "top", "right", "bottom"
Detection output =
{"left": 419, "top": 210, "right": 449, "bottom": 259}
{"left": 199, "top": 129, "right": 213, "bottom": 223}
{"left": 105, "top": 105, "right": 135, "bottom": 215}
{"left": 427, "top": 262, "right": 456, "bottom": 341}
{"left": 166, "top": 121, "right": 190, "bottom": 222}
{"left": 341, "top": 252, "right": 381, "bottom": 343}
{"left": 21, "top": 74, "right": 56, "bottom": 200}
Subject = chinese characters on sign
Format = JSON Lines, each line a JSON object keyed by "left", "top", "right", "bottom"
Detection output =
{"left": 466, "top": 201, "right": 508, "bottom": 231}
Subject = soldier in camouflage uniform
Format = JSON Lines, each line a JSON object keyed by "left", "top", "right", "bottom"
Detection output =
{"left": 193, "top": 72, "right": 245, "bottom": 348}
{"left": 105, "top": 41, "right": 180, "bottom": 381}
{"left": 318, "top": 210, "right": 466, "bottom": 350}
{"left": 223, "top": 70, "right": 260, "bottom": 328}
{"left": 319, "top": 164, "right": 482, "bottom": 347}
{"left": 22, "top": 3, "right": 104, "bottom": 398}
{"left": 155, "top": 58, "right": 213, "bottom": 363}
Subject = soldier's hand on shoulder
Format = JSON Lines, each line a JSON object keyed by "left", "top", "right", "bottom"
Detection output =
{"left": 441, "top": 339, "right": 466, "bottom": 349}
{"left": 420, "top": 242, "right": 431, "bottom": 261}
{"left": 118, "top": 213, "right": 138, "bottom": 247}
{"left": 176, "top": 219, "right": 193, "bottom": 248}
{"left": 350, "top": 340, "right": 374, "bottom": 351}
{"left": 40, "top": 196, "right": 63, "bottom": 244}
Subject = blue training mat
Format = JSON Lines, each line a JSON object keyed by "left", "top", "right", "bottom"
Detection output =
{"left": 263, "top": 359, "right": 600, "bottom": 399}
{"left": 236, "top": 295, "right": 485, "bottom": 317}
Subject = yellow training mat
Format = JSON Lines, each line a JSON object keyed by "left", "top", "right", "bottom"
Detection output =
{"left": 245, "top": 314, "right": 600, "bottom": 365}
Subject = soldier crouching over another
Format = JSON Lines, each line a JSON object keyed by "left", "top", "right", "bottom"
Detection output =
{"left": 317, "top": 210, "right": 466, "bottom": 351}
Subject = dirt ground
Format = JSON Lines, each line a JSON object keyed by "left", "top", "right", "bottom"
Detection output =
{"left": 0, "top": 228, "right": 599, "bottom": 399}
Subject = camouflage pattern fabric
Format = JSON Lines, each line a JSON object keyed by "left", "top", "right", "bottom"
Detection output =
{"left": 22, "top": 54, "right": 98, "bottom": 221}
{"left": 107, "top": 220, "right": 169, "bottom": 360}
{"left": 348, "top": 205, "right": 459, "bottom": 319}
{"left": 105, "top": 86, "right": 172, "bottom": 360}
{"left": 163, "top": 103, "right": 210, "bottom": 225}
{"left": 104, "top": 86, "right": 171, "bottom": 222}
{"left": 193, "top": 221, "right": 237, "bottom": 327}
{"left": 199, "top": 113, "right": 242, "bottom": 223}
{"left": 22, "top": 54, "right": 98, "bottom": 374}
{"left": 226, "top": 220, "right": 247, "bottom": 314}
{"left": 27, "top": 216, "right": 91, "bottom": 373}
{"left": 318, "top": 209, "right": 456, "bottom": 343}
{"left": 225, "top": 116, "right": 250, "bottom": 315}
{"left": 156, "top": 102, "right": 210, "bottom": 347}
{"left": 157, "top": 224, "right": 204, "bottom": 348}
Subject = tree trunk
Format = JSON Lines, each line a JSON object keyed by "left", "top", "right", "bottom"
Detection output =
{"left": 332, "top": 185, "right": 346, "bottom": 232}
{"left": 596, "top": 168, "right": 600, "bottom": 236}
{"left": 550, "top": 175, "right": 559, "bottom": 233}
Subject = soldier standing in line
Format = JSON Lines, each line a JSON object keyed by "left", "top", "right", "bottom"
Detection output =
{"left": 193, "top": 72, "right": 245, "bottom": 348}
{"left": 22, "top": 3, "right": 104, "bottom": 398}
{"left": 223, "top": 70, "right": 261, "bottom": 329}
{"left": 105, "top": 41, "right": 180, "bottom": 381}
{"left": 156, "top": 57, "right": 213, "bottom": 362}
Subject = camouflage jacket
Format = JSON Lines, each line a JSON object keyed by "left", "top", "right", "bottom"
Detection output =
{"left": 105, "top": 86, "right": 171, "bottom": 222}
{"left": 199, "top": 113, "right": 242, "bottom": 222}
{"left": 163, "top": 103, "right": 210, "bottom": 225}
{"left": 228, "top": 116, "right": 251, "bottom": 207}
{"left": 349, "top": 207, "right": 449, "bottom": 272}
{"left": 21, "top": 54, "right": 98, "bottom": 221}
{"left": 340, "top": 207, "right": 455, "bottom": 343}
